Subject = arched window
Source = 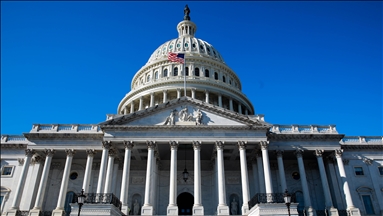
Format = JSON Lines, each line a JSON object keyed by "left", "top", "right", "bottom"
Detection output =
{"left": 174, "top": 67, "right": 178, "bottom": 76}
{"left": 185, "top": 67, "right": 189, "bottom": 76}
{"left": 146, "top": 75, "right": 151, "bottom": 82}
{"left": 154, "top": 71, "right": 158, "bottom": 80}
{"left": 223, "top": 76, "right": 226, "bottom": 83}
{"left": 195, "top": 68, "right": 200, "bottom": 76}
{"left": 163, "top": 69, "right": 168, "bottom": 77}
{"left": 205, "top": 69, "right": 209, "bottom": 77}
{"left": 214, "top": 72, "right": 218, "bottom": 80}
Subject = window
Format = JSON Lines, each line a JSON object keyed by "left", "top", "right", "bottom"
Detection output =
{"left": 362, "top": 195, "right": 375, "bottom": 214}
{"left": 163, "top": 69, "right": 168, "bottom": 77}
{"left": 154, "top": 71, "right": 158, "bottom": 80}
{"left": 214, "top": 72, "right": 218, "bottom": 80}
{"left": 174, "top": 67, "right": 178, "bottom": 76}
{"left": 70, "top": 172, "right": 78, "bottom": 180}
{"left": 378, "top": 167, "right": 383, "bottom": 175}
{"left": 205, "top": 69, "right": 209, "bottom": 77}
{"left": 354, "top": 167, "right": 364, "bottom": 175}
{"left": 1, "top": 166, "right": 14, "bottom": 176}
{"left": 292, "top": 172, "right": 300, "bottom": 180}
{"left": 195, "top": 68, "right": 200, "bottom": 76}
{"left": 185, "top": 67, "right": 189, "bottom": 76}
{"left": 146, "top": 75, "right": 151, "bottom": 82}
{"left": 223, "top": 76, "right": 226, "bottom": 83}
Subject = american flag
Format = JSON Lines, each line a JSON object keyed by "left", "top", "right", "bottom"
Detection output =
{"left": 167, "top": 52, "right": 185, "bottom": 64}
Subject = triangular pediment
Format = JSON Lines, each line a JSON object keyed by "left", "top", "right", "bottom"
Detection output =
{"left": 99, "top": 97, "right": 270, "bottom": 128}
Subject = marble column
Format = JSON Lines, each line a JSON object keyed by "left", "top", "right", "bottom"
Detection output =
{"left": 167, "top": 141, "right": 179, "bottom": 215}
{"left": 97, "top": 141, "right": 111, "bottom": 193}
{"left": 150, "top": 93, "right": 155, "bottom": 107}
{"left": 229, "top": 99, "right": 233, "bottom": 111}
{"left": 142, "top": 141, "right": 156, "bottom": 215}
{"left": 238, "top": 104, "right": 242, "bottom": 114}
{"left": 260, "top": 141, "right": 273, "bottom": 201}
{"left": 104, "top": 149, "right": 116, "bottom": 193}
{"left": 177, "top": 88, "right": 182, "bottom": 98}
{"left": 191, "top": 88, "right": 196, "bottom": 99}
{"left": 251, "top": 158, "right": 260, "bottom": 195}
{"left": 256, "top": 150, "right": 266, "bottom": 193}
{"left": 83, "top": 149, "right": 96, "bottom": 193}
{"left": 30, "top": 149, "right": 55, "bottom": 214}
{"left": 295, "top": 150, "right": 315, "bottom": 216}
{"left": 275, "top": 150, "right": 287, "bottom": 192}
{"left": 124, "top": 106, "right": 128, "bottom": 115}
{"left": 364, "top": 158, "right": 383, "bottom": 215}
{"left": 215, "top": 141, "right": 230, "bottom": 215}
{"left": 130, "top": 101, "right": 135, "bottom": 113}
{"left": 205, "top": 90, "right": 209, "bottom": 103}
{"left": 314, "top": 150, "right": 338, "bottom": 215}
{"left": 238, "top": 141, "right": 250, "bottom": 214}
{"left": 139, "top": 96, "right": 144, "bottom": 110}
{"left": 121, "top": 141, "right": 134, "bottom": 215}
{"left": 245, "top": 109, "right": 248, "bottom": 115}
{"left": 193, "top": 141, "right": 204, "bottom": 215}
{"left": 8, "top": 149, "right": 35, "bottom": 213}
{"left": 52, "top": 149, "right": 75, "bottom": 215}
{"left": 218, "top": 94, "right": 222, "bottom": 107}
{"left": 163, "top": 90, "right": 168, "bottom": 103}
{"left": 334, "top": 149, "right": 361, "bottom": 216}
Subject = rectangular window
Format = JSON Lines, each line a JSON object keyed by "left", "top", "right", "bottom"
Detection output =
{"left": 362, "top": 195, "right": 375, "bottom": 214}
{"left": 1, "top": 166, "right": 14, "bottom": 176}
{"left": 354, "top": 167, "right": 364, "bottom": 175}
{"left": 378, "top": 167, "right": 383, "bottom": 175}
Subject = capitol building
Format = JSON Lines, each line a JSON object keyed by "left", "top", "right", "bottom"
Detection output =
{"left": 1, "top": 5, "right": 383, "bottom": 216}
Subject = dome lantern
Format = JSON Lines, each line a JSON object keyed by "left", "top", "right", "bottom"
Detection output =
{"left": 177, "top": 5, "right": 197, "bottom": 38}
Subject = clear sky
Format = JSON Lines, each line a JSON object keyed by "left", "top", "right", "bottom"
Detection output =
{"left": 1, "top": 1, "right": 382, "bottom": 136}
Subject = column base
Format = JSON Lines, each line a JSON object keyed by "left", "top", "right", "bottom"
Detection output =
{"left": 242, "top": 204, "right": 249, "bottom": 215}
{"left": 141, "top": 205, "right": 154, "bottom": 215}
{"left": 327, "top": 207, "right": 339, "bottom": 216}
{"left": 51, "top": 208, "right": 65, "bottom": 216}
{"left": 121, "top": 204, "right": 130, "bottom": 215}
{"left": 29, "top": 209, "right": 42, "bottom": 216}
{"left": 193, "top": 205, "right": 204, "bottom": 215}
{"left": 248, "top": 203, "right": 299, "bottom": 216}
{"left": 167, "top": 205, "right": 178, "bottom": 215}
{"left": 347, "top": 207, "right": 361, "bottom": 216}
{"left": 217, "top": 205, "right": 229, "bottom": 215}
{"left": 306, "top": 207, "right": 317, "bottom": 216}
{"left": 2, "top": 209, "right": 19, "bottom": 216}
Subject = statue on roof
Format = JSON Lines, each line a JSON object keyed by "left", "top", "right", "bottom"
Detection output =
{"left": 184, "top": 5, "right": 190, "bottom": 20}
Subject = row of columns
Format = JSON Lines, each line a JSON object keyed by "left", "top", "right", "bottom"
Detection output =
{"left": 123, "top": 89, "right": 249, "bottom": 115}
{"left": 7, "top": 143, "right": 361, "bottom": 216}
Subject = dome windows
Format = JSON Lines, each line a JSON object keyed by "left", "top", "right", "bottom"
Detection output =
{"left": 214, "top": 72, "right": 218, "bottom": 80}
{"left": 195, "top": 68, "right": 200, "bottom": 76}
{"left": 199, "top": 45, "right": 204, "bottom": 50}
{"left": 192, "top": 44, "right": 196, "bottom": 48}
{"left": 185, "top": 67, "right": 189, "bottom": 76}
{"left": 222, "top": 76, "right": 226, "bottom": 83}
{"left": 185, "top": 43, "right": 189, "bottom": 47}
{"left": 177, "top": 44, "right": 181, "bottom": 48}
{"left": 207, "top": 47, "right": 210, "bottom": 53}
{"left": 205, "top": 69, "right": 209, "bottom": 77}
{"left": 174, "top": 67, "right": 178, "bottom": 76}
{"left": 163, "top": 69, "right": 168, "bottom": 77}
{"left": 154, "top": 71, "right": 158, "bottom": 80}
{"left": 169, "top": 45, "right": 173, "bottom": 49}
{"left": 147, "top": 74, "right": 151, "bottom": 82}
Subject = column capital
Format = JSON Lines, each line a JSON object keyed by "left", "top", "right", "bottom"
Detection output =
{"left": 44, "top": 149, "right": 56, "bottom": 157}
{"left": 314, "top": 149, "right": 324, "bottom": 157}
{"left": 192, "top": 141, "right": 202, "bottom": 150}
{"left": 102, "top": 141, "right": 112, "bottom": 149}
{"left": 177, "top": 88, "right": 181, "bottom": 91}
{"left": 32, "top": 155, "right": 43, "bottom": 164}
{"left": 275, "top": 150, "right": 284, "bottom": 157}
{"left": 191, "top": 88, "right": 196, "bottom": 92}
{"left": 205, "top": 89, "right": 209, "bottom": 93}
{"left": 334, "top": 149, "right": 343, "bottom": 157}
{"left": 169, "top": 141, "right": 179, "bottom": 150}
{"left": 163, "top": 89, "right": 168, "bottom": 93}
{"left": 363, "top": 158, "right": 373, "bottom": 165}
{"left": 123, "top": 141, "right": 134, "bottom": 150}
{"left": 238, "top": 141, "right": 247, "bottom": 150}
{"left": 215, "top": 141, "right": 225, "bottom": 150}
{"left": 294, "top": 149, "right": 304, "bottom": 158}
{"left": 150, "top": 92, "right": 155, "bottom": 96}
{"left": 65, "top": 149, "right": 76, "bottom": 156}
{"left": 259, "top": 141, "right": 269, "bottom": 150}
{"left": 25, "top": 149, "right": 36, "bottom": 157}
{"left": 18, "top": 158, "right": 25, "bottom": 165}
{"left": 86, "top": 149, "right": 97, "bottom": 157}
{"left": 255, "top": 149, "right": 262, "bottom": 158}
{"left": 108, "top": 149, "right": 117, "bottom": 157}
{"left": 147, "top": 141, "right": 156, "bottom": 150}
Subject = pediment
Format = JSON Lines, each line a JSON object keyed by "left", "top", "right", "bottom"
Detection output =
{"left": 99, "top": 97, "right": 270, "bottom": 128}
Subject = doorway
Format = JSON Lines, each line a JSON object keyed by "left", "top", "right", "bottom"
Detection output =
{"left": 177, "top": 192, "right": 194, "bottom": 215}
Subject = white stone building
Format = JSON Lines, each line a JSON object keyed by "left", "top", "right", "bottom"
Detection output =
{"left": 1, "top": 6, "right": 383, "bottom": 216}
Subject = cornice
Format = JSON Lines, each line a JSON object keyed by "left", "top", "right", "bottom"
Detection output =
{"left": 100, "top": 125, "right": 270, "bottom": 131}
{"left": 1, "top": 144, "right": 27, "bottom": 149}
{"left": 24, "top": 133, "right": 104, "bottom": 140}
{"left": 267, "top": 133, "right": 345, "bottom": 141}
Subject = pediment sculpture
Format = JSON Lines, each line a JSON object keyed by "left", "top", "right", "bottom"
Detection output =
{"left": 163, "top": 107, "right": 203, "bottom": 125}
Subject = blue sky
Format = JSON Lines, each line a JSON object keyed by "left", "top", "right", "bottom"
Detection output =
{"left": 1, "top": 1, "right": 382, "bottom": 136}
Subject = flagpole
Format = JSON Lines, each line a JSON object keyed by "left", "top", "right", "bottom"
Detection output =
{"left": 183, "top": 57, "right": 186, "bottom": 97}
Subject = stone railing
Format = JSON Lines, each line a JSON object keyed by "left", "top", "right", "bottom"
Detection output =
{"left": 71, "top": 193, "right": 122, "bottom": 210}
{"left": 1, "top": 135, "right": 29, "bottom": 144}
{"left": 270, "top": 125, "right": 338, "bottom": 134}
{"left": 30, "top": 124, "right": 100, "bottom": 133}
{"left": 341, "top": 136, "right": 383, "bottom": 144}
{"left": 248, "top": 193, "right": 287, "bottom": 209}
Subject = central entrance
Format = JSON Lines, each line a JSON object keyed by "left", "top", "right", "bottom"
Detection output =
{"left": 177, "top": 192, "right": 194, "bottom": 215}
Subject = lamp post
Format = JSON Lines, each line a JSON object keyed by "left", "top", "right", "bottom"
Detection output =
{"left": 77, "top": 189, "right": 86, "bottom": 216}
{"left": 284, "top": 189, "right": 291, "bottom": 216}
